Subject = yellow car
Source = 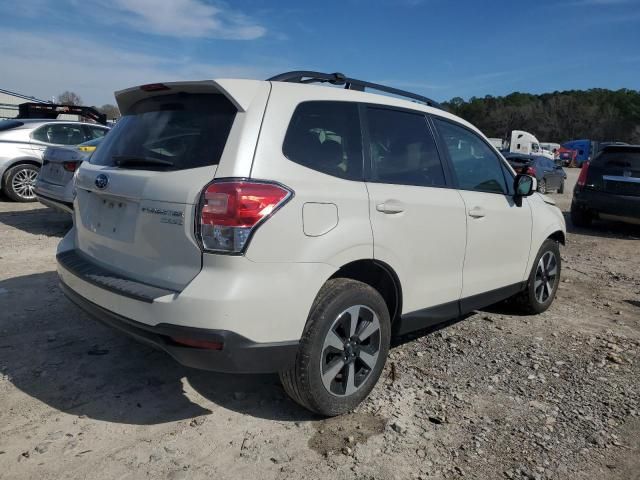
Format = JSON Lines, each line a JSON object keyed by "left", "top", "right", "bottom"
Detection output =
{"left": 77, "top": 137, "right": 102, "bottom": 153}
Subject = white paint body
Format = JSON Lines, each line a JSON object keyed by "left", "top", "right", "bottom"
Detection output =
{"left": 58, "top": 79, "right": 566, "bottom": 344}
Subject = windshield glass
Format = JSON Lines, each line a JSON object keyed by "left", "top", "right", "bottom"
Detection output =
{"left": 90, "top": 93, "right": 236, "bottom": 170}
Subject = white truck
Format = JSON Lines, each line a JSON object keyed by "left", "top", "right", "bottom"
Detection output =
{"left": 506, "top": 130, "right": 554, "bottom": 159}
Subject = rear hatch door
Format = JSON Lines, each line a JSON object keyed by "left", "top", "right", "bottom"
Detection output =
{"left": 40, "top": 146, "right": 86, "bottom": 186}
{"left": 589, "top": 149, "right": 640, "bottom": 197}
{"left": 72, "top": 80, "right": 269, "bottom": 291}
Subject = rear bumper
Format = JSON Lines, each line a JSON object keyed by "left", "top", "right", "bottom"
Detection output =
{"left": 36, "top": 192, "right": 73, "bottom": 214}
{"left": 573, "top": 188, "right": 640, "bottom": 220}
{"left": 59, "top": 280, "right": 299, "bottom": 373}
{"left": 35, "top": 178, "right": 74, "bottom": 214}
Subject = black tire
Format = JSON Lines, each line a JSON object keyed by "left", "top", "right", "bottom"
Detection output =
{"left": 2, "top": 163, "right": 39, "bottom": 202}
{"left": 558, "top": 179, "right": 564, "bottom": 194}
{"left": 538, "top": 178, "right": 547, "bottom": 194}
{"left": 513, "top": 239, "right": 561, "bottom": 314}
{"left": 280, "top": 278, "right": 391, "bottom": 416}
{"left": 570, "top": 202, "right": 592, "bottom": 228}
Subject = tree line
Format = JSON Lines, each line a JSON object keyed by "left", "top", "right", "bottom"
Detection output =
{"left": 57, "top": 91, "right": 120, "bottom": 120}
{"left": 442, "top": 88, "right": 640, "bottom": 144}
{"left": 55, "top": 87, "right": 640, "bottom": 141}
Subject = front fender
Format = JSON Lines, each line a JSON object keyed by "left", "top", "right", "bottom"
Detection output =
{"left": 524, "top": 195, "right": 566, "bottom": 279}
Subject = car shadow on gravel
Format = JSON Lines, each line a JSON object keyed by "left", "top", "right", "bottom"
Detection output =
{"left": 562, "top": 211, "right": 640, "bottom": 240}
{"left": 0, "top": 203, "right": 72, "bottom": 237}
{"left": 0, "top": 271, "right": 315, "bottom": 426}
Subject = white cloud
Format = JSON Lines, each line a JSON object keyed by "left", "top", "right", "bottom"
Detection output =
{"left": 0, "top": 29, "right": 279, "bottom": 105}
{"left": 90, "top": 0, "right": 267, "bottom": 39}
{"left": 2, "top": 0, "right": 267, "bottom": 40}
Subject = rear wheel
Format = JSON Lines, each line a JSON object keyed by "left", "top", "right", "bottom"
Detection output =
{"left": 3, "top": 164, "right": 39, "bottom": 202}
{"left": 280, "top": 278, "right": 390, "bottom": 416}
{"left": 570, "top": 202, "right": 592, "bottom": 228}
{"left": 558, "top": 179, "right": 565, "bottom": 194}
{"left": 538, "top": 178, "right": 547, "bottom": 194}
{"left": 514, "top": 239, "right": 561, "bottom": 314}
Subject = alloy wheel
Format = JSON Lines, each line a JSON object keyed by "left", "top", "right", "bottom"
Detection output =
{"left": 320, "top": 304, "right": 381, "bottom": 396}
{"left": 538, "top": 179, "right": 547, "bottom": 194}
{"left": 11, "top": 167, "right": 38, "bottom": 200}
{"left": 534, "top": 251, "right": 558, "bottom": 303}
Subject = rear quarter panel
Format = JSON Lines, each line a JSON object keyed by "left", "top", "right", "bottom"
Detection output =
{"left": 246, "top": 83, "right": 374, "bottom": 268}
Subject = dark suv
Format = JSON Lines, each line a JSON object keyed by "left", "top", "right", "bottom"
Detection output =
{"left": 571, "top": 145, "right": 640, "bottom": 227}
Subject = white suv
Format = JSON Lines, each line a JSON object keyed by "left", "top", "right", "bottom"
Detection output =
{"left": 57, "top": 72, "right": 566, "bottom": 416}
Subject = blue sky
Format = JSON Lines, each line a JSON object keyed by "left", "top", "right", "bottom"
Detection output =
{"left": 0, "top": 0, "right": 638, "bottom": 106}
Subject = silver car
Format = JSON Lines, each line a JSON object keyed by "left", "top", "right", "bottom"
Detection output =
{"left": 0, "top": 119, "right": 109, "bottom": 202}
{"left": 35, "top": 138, "right": 102, "bottom": 213}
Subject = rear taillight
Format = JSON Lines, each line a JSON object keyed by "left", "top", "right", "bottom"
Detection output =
{"left": 198, "top": 180, "right": 292, "bottom": 253}
{"left": 577, "top": 161, "right": 590, "bottom": 187}
{"left": 525, "top": 166, "right": 537, "bottom": 176}
{"left": 140, "top": 83, "right": 170, "bottom": 92}
{"left": 63, "top": 161, "right": 80, "bottom": 172}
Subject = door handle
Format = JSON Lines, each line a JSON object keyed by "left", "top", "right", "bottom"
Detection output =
{"left": 376, "top": 200, "right": 404, "bottom": 214}
{"left": 468, "top": 206, "right": 486, "bottom": 218}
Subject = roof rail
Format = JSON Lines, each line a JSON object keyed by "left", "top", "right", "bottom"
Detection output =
{"left": 267, "top": 71, "right": 443, "bottom": 109}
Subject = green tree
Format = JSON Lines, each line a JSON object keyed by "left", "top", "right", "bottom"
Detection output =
{"left": 57, "top": 91, "right": 83, "bottom": 106}
{"left": 443, "top": 88, "right": 640, "bottom": 143}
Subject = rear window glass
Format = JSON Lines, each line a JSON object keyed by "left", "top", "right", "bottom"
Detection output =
{"left": 0, "top": 120, "right": 24, "bottom": 131}
{"left": 594, "top": 151, "right": 640, "bottom": 171}
{"left": 283, "top": 101, "right": 363, "bottom": 180}
{"left": 79, "top": 138, "right": 102, "bottom": 148}
{"left": 90, "top": 93, "right": 236, "bottom": 170}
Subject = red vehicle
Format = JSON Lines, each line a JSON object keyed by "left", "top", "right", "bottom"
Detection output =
{"left": 558, "top": 146, "right": 578, "bottom": 167}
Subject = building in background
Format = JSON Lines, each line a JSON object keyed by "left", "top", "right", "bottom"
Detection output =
{"left": 0, "top": 88, "right": 50, "bottom": 119}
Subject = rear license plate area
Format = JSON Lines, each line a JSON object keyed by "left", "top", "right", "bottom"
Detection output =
{"left": 605, "top": 180, "right": 640, "bottom": 196}
{"left": 47, "top": 165, "right": 65, "bottom": 183}
{"left": 82, "top": 192, "right": 138, "bottom": 241}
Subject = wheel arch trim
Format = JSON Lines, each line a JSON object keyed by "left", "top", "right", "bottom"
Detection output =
{"left": 328, "top": 258, "right": 403, "bottom": 325}
{"left": 1, "top": 157, "right": 42, "bottom": 183}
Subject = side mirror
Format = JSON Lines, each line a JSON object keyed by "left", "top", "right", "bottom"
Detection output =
{"left": 513, "top": 174, "right": 537, "bottom": 206}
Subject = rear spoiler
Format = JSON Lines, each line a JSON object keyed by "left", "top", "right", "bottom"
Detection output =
{"left": 114, "top": 79, "right": 268, "bottom": 115}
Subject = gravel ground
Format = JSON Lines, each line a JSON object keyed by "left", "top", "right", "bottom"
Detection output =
{"left": 0, "top": 169, "right": 639, "bottom": 480}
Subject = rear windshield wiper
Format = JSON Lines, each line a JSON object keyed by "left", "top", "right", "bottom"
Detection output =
{"left": 113, "top": 155, "right": 174, "bottom": 168}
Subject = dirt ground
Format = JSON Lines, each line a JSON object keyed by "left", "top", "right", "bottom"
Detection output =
{"left": 1, "top": 169, "right": 639, "bottom": 480}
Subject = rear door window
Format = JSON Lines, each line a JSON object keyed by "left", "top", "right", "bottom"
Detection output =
{"left": 366, "top": 107, "right": 446, "bottom": 187}
{"left": 90, "top": 93, "right": 236, "bottom": 170}
{"left": 283, "top": 101, "right": 363, "bottom": 180}
{"left": 84, "top": 125, "right": 108, "bottom": 140}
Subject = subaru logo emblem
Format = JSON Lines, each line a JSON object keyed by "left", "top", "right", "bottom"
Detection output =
{"left": 95, "top": 174, "right": 109, "bottom": 190}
